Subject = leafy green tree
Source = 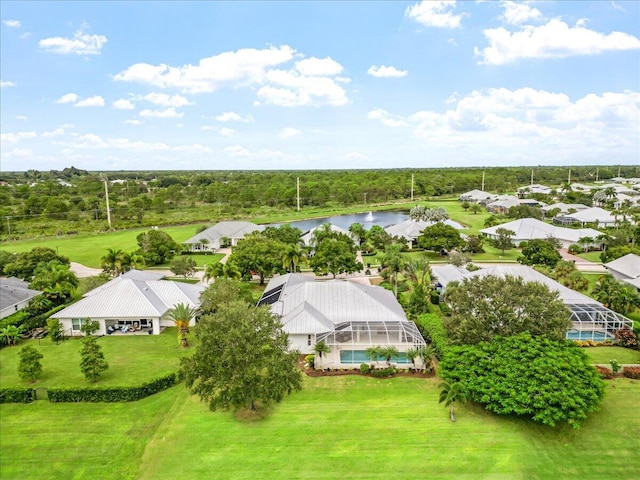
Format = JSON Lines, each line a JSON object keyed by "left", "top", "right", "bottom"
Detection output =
{"left": 135, "top": 230, "right": 180, "bottom": 265}
{"left": 366, "top": 225, "right": 393, "bottom": 251}
{"left": 281, "top": 243, "right": 306, "bottom": 273}
{"left": 46, "top": 319, "right": 64, "bottom": 342}
{"left": 439, "top": 333, "right": 605, "bottom": 428}
{"left": 438, "top": 380, "right": 467, "bottom": 422}
{"left": 348, "top": 223, "right": 367, "bottom": 246}
{"left": 18, "top": 345, "right": 43, "bottom": 383}
{"left": 460, "top": 201, "right": 470, "bottom": 211}
{"left": 166, "top": 302, "right": 198, "bottom": 347}
{"left": 381, "top": 244, "right": 406, "bottom": 297}
{"left": 406, "top": 283, "right": 430, "bottom": 317}
{"left": 199, "top": 278, "right": 254, "bottom": 315}
{"left": 262, "top": 224, "right": 303, "bottom": 245}
{"left": 170, "top": 256, "right": 197, "bottom": 279}
{"left": 463, "top": 235, "right": 484, "bottom": 254}
{"left": 507, "top": 205, "right": 544, "bottom": 220}
{"left": 29, "top": 260, "right": 79, "bottom": 305}
{"left": 0, "top": 325, "right": 24, "bottom": 346}
{"left": 80, "top": 336, "right": 109, "bottom": 382}
{"left": 313, "top": 341, "right": 331, "bottom": 368}
{"left": 309, "top": 238, "right": 362, "bottom": 278}
{"left": 418, "top": 223, "right": 464, "bottom": 253}
{"left": 518, "top": 238, "right": 562, "bottom": 268}
{"left": 3, "top": 247, "right": 70, "bottom": 280}
{"left": 491, "top": 228, "right": 515, "bottom": 255}
{"left": 552, "top": 260, "right": 589, "bottom": 292}
{"left": 229, "top": 232, "right": 286, "bottom": 285}
{"left": 181, "top": 301, "right": 302, "bottom": 412}
{"left": 469, "top": 203, "right": 482, "bottom": 215}
{"left": 443, "top": 275, "right": 570, "bottom": 344}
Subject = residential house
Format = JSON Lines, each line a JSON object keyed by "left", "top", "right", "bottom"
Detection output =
{"left": 183, "top": 221, "right": 264, "bottom": 252}
{"left": 257, "top": 274, "right": 426, "bottom": 368}
{"left": 485, "top": 195, "right": 520, "bottom": 214}
{"left": 517, "top": 184, "right": 553, "bottom": 196}
{"left": 0, "top": 278, "right": 42, "bottom": 319}
{"left": 604, "top": 254, "right": 640, "bottom": 291}
{"left": 458, "top": 189, "right": 497, "bottom": 203}
{"left": 300, "top": 224, "right": 353, "bottom": 247}
{"left": 541, "top": 203, "right": 589, "bottom": 217}
{"left": 480, "top": 218, "right": 602, "bottom": 248}
{"left": 554, "top": 207, "right": 620, "bottom": 228}
{"left": 384, "top": 219, "right": 465, "bottom": 248}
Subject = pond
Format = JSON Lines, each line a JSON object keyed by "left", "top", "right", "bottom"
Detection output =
{"left": 270, "top": 211, "right": 409, "bottom": 232}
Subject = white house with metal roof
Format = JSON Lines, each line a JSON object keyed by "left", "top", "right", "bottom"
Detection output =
{"left": 554, "top": 207, "right": 620, "bottom": 228}
{"left": 300, "top": 224, "right": 353, "bottom": 247}
{"left": 183, "top": 221, "right": 265, "bottom": 252}
{"left": 51, "top": 270, "right": 204, "bottom": 336}
{"left": 433, "top": 264, "right": 633, "bottom": 341}
{"left": 384, "top": 219, "right": 465, "bottom": 247}
{"left": 458, "top": 189, "right": 497, "bottom": 203}
{"left": 541, "top": 203, "right": 589, "bottom": 217}
{"left": 480, "top": 218, "right": 602, "bottom": 248}
{"left": 0, "top": 278, "right": 42, "bottom": 319}
{"left": 257, "top": 274, "right": 426, "bottom": 368}
{"left": 604, "top": 254, "right": 640, "bottom": 290}
{"left": 517, "top": 184, "right": 553, "bottom": 196}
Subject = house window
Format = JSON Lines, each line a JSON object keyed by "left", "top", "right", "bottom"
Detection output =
{"left": 308, "top": 335, "right": 312, "bottom": 346}
{"left": 72, "top": 318, "right": 90, "bottom": 331}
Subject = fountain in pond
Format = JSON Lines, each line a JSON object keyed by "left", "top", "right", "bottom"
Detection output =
{"left": 365, "top": 211, "right": 374, "bottom": 222}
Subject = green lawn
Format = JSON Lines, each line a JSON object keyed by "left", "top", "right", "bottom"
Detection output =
{"left": 582, "top": 346, "right": 640, "bottom": 364}
{"left": 155, "top": 252, "right": 225, "bottom": 268}
{"left": 1, "top": 376, "right": 638, "bottom": 480}
{"left": 576, "top": 251, "right": 604, "bottom": 263}
{"left": 0, "top": 328, "right": 188, "bottom": 388}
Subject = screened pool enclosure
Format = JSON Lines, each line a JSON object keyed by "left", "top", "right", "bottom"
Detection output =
{"left": 567, "top": 303, "right": 634, "bottom": 341}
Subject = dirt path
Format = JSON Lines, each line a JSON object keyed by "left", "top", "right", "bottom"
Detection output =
{"left": 69, "top": 262, "right": 102, "bottom": 278}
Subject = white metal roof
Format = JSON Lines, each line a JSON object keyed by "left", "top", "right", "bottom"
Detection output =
{"left": 561, "top": 207, "right": 617, "bottom": 224}
{"left": 300, "top": 224, "right": 353, "bottom": 246}
{"left": 52, "top": 278, "right": 205, "bottom": 319}
{"left": 183, "top": 221, "right": 264, "bottom": 245}
{"left": 459, "top": 190, "right": 496, "bottom": 201}
{"left": 84, "top": 269, "right": 165, "bottom": 297}
{"left": 385, "top": 219, "right": 465, "bottom": 241}
{"left": 604, "top": 254, "right": 640, "bottom": 280}
{"left": 480, "top": 218, "right": 602, "bottom": 244}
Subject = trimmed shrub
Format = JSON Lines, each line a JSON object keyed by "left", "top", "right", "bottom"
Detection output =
{"left": 305, "top": 354, "right": 315, "bottom": 369}
{"left": 568, "top": 244, "right": 583, "bottom": 255}
{"left": 622, "top": 366, "right": 640, "bottom": 379}
{"left": 596, "top": 365, "right": 614, "bottom": 379}
{"left": 416, "top": 313, "right": 448, "bottom": 359}
{"left": 370, "top": 367, "right": 396, "bottom": 378}
{"left": 47, "top": 372, "right": 178, "bottom": 403}
{"left": 360, "top": 363, "right": 371, "bottom": 374}
{"left": 0, "top": 387, "right": 35, "bottom": 403}
{"left": 613, "top": 326, "right": 638, "bottom": 349}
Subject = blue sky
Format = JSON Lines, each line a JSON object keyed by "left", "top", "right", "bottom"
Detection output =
{"left": 1, "top": 1, "right": 638, "bottom": 171}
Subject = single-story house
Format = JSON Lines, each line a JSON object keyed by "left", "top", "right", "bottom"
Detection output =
{"left": 257, "top": 274, "right": 426, "bottom": 368}
{"left": 384, "top": 219, "right": 465, "bottom": 248}
{"left": 604, "top": 254, "right": 640, "bottom": 291}
{"left": 486, "top": 195, "right": 520, "bottom": 214}
{"left": 51, "top": 270, "right": 204, "bottom": 336}
{"left": 0, "top": 277, "right": 42, "bottom": 319}
{"left": 459, "top": 190, "right": 497, "bottom": 203}
{"left": 432, "top": 264, "right": 633, "bottom": 342}
{"left": 480, "top": 218, "right": 602, "bottom": 248}
{"left": 612, "top": 193, "right": 640, "bottom": 210}
{"left": 183, "top": 221, "right": 265, "bottom": 252}
{"left": 569, "top": 183, "right": 593, "bottom": 193}
{"left": 517, "top": 184, "right": 553, "bottom": 196}
{"left": 541, "top": 203, "right": 589, "bottom": 217}
{"left": 554, "top": 207, "right": 620, "bottom": 228}
{"left": 300, "top": 224, "right": 353, "bottom": 247}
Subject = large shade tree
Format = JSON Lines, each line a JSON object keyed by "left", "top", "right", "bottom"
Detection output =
{"left": 229, "top": 232, "right": 286, "bottom": 285}
{"left": 418, "top": 223, "right": 464, "bottom": 253}
{"left": 443, "top": 275, "right": 571, "bottom": 345}
{"left": 309, "top": 238, "right": 362, "bottom": 278}
{"left": 181, "top": 301, "right": 302, "bottom": 412}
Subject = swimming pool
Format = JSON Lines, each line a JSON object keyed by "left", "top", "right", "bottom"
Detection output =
{"left": 339, "top": 350, "right": 411, "bottom": 364}
{"left": 566, "top": 330, "right": 611, "bottom": 341}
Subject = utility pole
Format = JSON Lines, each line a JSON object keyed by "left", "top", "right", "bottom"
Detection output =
{"left": 5, "top": 216, "right": 10, "bottom": 236}
{"left": 481, "top": 170, "right": 485, "bottom": 191}
{"left": 568, "top": 168, "right": 571, "bottom": 184}
{"left": 296, "top": 177, "right": 300, "bottom": 211}
{"left": 102, "top": 175, "right": 112, "bottom": 229}
{"left": 618, "top": 166, "right": 621, "bottom": 177}
{"left": 410, "top": 173, "right": 414, "bottom": 201}
{"left": 531, "top": 169, "right": 534, "bottom": 186}
{"left": 596, "top": 167, "right": 599, "bottom": 182}
{"left": 363, "top": 192, "right": 367, "bottom": 205}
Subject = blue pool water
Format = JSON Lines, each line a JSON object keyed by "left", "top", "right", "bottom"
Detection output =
{"left": 566, "top": 331, "right": 611, "bottom": 341}
{"left": 340, "top": 350, "right": 411, "bottom": 364}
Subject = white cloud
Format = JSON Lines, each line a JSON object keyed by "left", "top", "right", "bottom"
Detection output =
{"left": 112, "top": 99, "right": 135, "bottom": 110}
{"left": 342, "top": 152, "right": 368, "bottom": 161}
{"left": 367, "top": 65, "right": 408, "bottom": 78}
{"left": 124, "top": 119, "right": 143, "bottom": 125}
{"left": 114, "top": 45, "right": 296, "bottom": 93}
{"left": 368, "top": 108, "right": 407, "bottom": 127}
{"left": 115, "top": 45, "right": 349, "bottom": 107}
{"left": 224, "top": 145, "right": 251, "bottom": 157}
{"left": 279, "top": 127, "right": 301, "bottom": 139}
{"left": 19, "top": 32, "right": 31, "bottom": 40}
{"left": 74, "top": 95, "right": 105, "bottom": 107}
{"left": 142, "top": 92, "right": 193, "bottom": 108}
{"left": 219, "top": 127, "right": 235, "bottom": 137}
{"left": 39, "top": 25, "right": 107, "bottom": 55}
{"left": 2, "top": 19, "right": 21, "bottom": 28}
{"left": 476, "top": 19, "right": 640, "bottom": 65}
{"left": 405, "top": 1, "right": 464, "bottom": 28}
{"left": 1, "top": 131, "right": 37, "bottom": 144}
{"left": 55, "top": 93, "right": 79, "bottom": 104}
{"left": 499, "top": 1, "right": 543, "bottom": 25}
{"left": 42, "top": 128, "right": 65, "bottom": 138}
{"left": 139, "top": 108, "right": 184, "bottom": 118}
{"left": 1, "top": 81, "right": 17, "bottom": 88}
{"left": 295, "top": 57, "right": 343, "bottom": 76}
{"left": 16, "top": 115, "right": 28, "bottom": 121}
{"left": 215, "top": 111, "right": 255, "bottom": 123}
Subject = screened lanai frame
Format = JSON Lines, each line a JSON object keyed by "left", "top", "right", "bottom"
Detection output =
{"left": 316, "top": 319, "right": 426, "bottom": 351}
{"left": 566, "top": 303, "right": 633, "bottom": 341}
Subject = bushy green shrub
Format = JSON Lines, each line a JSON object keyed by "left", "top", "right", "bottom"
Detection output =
{"left": 370, "top": 367, "right": 396, "bottom": 378}
{"left": 305, "top": 354, "right": 315, "bottom": 369}
{"left": 568, "top": 244, "right": 583, "bottom": 255}
{"left": 416, "top": 313, "right": 448, "bottom": 359}
{"left": 360, "top": 363, "right": 371, "bottom": 374}
{"left": 0, "top": 387, "right": 35, "bottom": 403}
{"left": 47, "top": 372, "right": 178, "bottom": 402}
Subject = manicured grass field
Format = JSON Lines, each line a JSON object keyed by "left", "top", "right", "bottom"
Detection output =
{"left": 155, "top": 252, "right": 225, "bottom": 268}
{"left": 577, "top": 251, "right": 605, "bottom": 263}
{"left": 0, "top": 328, "right": 188, "bottom": 388}
{"left": 1, "top": 376, "right": 638, "bottom": 479}
{"left": 582, "top": 346, "right": 640, "bottom": 364}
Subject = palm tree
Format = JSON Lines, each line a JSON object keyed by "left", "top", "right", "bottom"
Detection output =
{"left": 0, "top": 325, "right": 24, "bottom": 346}
{"left": 439, "top": 380, "right": 467, "bottom": 422}
{"left": 405, "top": 348, "right": 419, "bottom": 370}
{"left": 418, "top": 344, "right": 436, "bottom": 372}
{"left": 313, "top": 341, "right": 330, "bottom": 368}
{"left": 166, "top": 302, "right": 197, "bottom": 348}
{"left": 204, "top": 261, "right": 225, "bottom": 282}
{"left": 101, "top": 248, "right": 126, "bottom": 276}
{"left": 379, "top": 345, "right": 399, "bottom": 367}
{"left": 365, "top": 345, "right": 382, "bottom": 368}
{"left": 405, "top": 255, "right": 431, "bottom": 286}
{"left": 348, "top": 223, "right": 367, "bottom": 246}
{"left": 381, "top": 244, "right": 406, "bottom": 297}
{"left": 282, "top": 243, "right": 305, "bottom": 273}
{"left": 578, "top": 236, "right": 594, "bottom": 253}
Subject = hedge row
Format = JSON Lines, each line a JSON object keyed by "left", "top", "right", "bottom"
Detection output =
{"left": 416, "top": 313, "right": 449, "bottom": 359}
{"left": 623, "top": 366, "right": 640, "bottom": 380}
{"left": 47, "top": 372, "right": 179, "bottom": 403}
{"left": 0, "top": 387, "right": 35, "bottom": 404}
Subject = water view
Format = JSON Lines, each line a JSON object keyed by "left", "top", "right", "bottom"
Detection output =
{"left": 270, "top": 210, "right": 409, "bottom": 232}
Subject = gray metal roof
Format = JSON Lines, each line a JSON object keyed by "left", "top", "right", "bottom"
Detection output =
{"left": 385, "top": 219, "right": 465, "bottom": 241}
{"left": 459, "top": 190, "right": 497, "bottom": 201}
{"left": 0, "top": 278, "right": 42, "bottom": 311}
{"left": 183, "top": 221, "right": 264, "bottom": 245}
{"left": 300, "top": 224, "right": 353, "bottom": 246}
{"left": 541, "top": 203, "right": 589, "bottom": 213}
{"left": 84, "top": 269, "right": 165, "bottom": 297}
{"left": 561, "top": 207, "right": 617, "bottom": 223}
{"left": 604, "top": 254, "right": 640, "bottom": 280}
{"left": 480, "top": 218, "right": 602, "bottom": 244}
{"left": 52, "top": 279, "right": 205, "bottom": 319}
{"left": 432, "top": 264, "right": 469, "bottom": 287}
